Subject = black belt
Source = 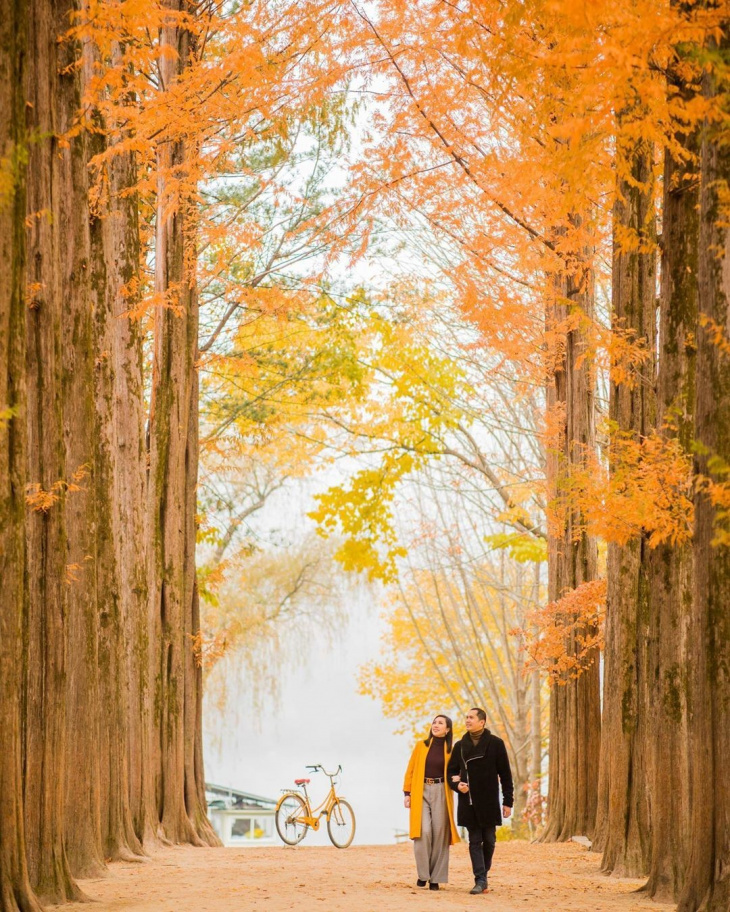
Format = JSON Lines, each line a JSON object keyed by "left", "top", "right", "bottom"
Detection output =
{"left": 424, "top": 777, "right": 444, "bottom": 784}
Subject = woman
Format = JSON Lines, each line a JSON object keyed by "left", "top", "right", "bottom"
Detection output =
{"left": 403, "top": 714, "right": 459, "bottom": 890}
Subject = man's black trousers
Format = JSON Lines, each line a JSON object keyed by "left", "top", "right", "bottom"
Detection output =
{"left": 467, "top": 825, "right": 496, "bottom": 883}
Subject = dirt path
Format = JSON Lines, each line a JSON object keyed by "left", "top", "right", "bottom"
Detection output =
{"left": 47, "top": 842, "right": 674, "bottom": 912}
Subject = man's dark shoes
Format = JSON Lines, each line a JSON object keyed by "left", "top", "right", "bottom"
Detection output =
{"left": 429, "top": 883, "right": 440, "bottom": 891}
{"left": 416, "top": 879, "right": 427, "bottom": 888}
{"left": 469, "top": 880, "right": 487, "bottom": 895}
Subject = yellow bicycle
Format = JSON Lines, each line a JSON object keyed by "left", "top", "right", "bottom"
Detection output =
{"left": 275, "top": 764, "right": 356, "bottom": 848}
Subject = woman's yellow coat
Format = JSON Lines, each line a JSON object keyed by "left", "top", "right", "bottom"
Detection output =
{"left": 403, "top": 739, "right": 460, "bottom": 844}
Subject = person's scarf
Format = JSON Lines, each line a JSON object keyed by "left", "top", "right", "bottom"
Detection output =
{"left": 461, "top": 727, "right": 491, "bottom": 764}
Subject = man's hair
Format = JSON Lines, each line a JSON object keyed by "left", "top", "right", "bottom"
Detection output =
{"left": 470, "top": 707, "right": 487, "bottom": 722}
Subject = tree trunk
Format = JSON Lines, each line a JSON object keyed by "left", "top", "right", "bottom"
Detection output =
{"left": 147, "top": 0, "right": 217, "bottom": 846}
{"left": 0, "top": 0, "right": 42, "bottom": 906}
{"left": 58, "top": 18, "right": 106, "bottom": 879}
{"left": 186, "top": 577, "right": 216, "bottom": 839}
{"left": 79, "top": 53, "right": 155, "bottom": 841}
{"left": 643, "top": 68, "right": 700, "bottom": 903}
{"left": 109, "top": 190, "right": 155, "bottom": 847}
{"left": 594, "top": 137, "right": 656, "bottom": 877}
{"left": 23, "top": 0, "right": 83, "bottom": 899}
{"left": 542, "top": 251, "right": 601, "bottom": 842}
{"left": 530, "top": 666, "right": 542, "bottom": 781}
{"left": 529, "top": 563, "right": 543, "bottom": 819}
{"left": 679, "top": 26, "right": 730, "bottom": 910}
{"left": 87, "top": 68, "right": 147, "bottom": 858}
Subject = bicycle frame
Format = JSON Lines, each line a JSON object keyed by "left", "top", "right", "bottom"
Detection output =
{"left": 286, "top": 766, "right": 345, "bottom": 830}
{"left": 295, "top": 782, "right": 340, "bottom": 830}
{"left": 276, "top": 763, "right": 355, "bottom": 849}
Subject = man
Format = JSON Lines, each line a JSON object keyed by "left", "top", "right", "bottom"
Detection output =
{"left": 447, "top": 707, "right": 514, "bottom": 894}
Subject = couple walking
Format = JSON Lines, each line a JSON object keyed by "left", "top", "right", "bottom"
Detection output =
{"left": 403, "top": 708, "right": 513, "bottom": 894}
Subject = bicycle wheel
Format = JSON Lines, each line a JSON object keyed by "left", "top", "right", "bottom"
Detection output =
{"left": 327, "top": 799, "right": 355, "bottom": 848}
{"left": 275, "top": 793, "right": 309, "bottom": 845}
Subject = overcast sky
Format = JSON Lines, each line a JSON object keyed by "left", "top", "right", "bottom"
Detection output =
{"left": 203, "top": 584, "right": 426, "bottom": 846}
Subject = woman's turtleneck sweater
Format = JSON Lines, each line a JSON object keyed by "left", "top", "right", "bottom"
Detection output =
{"left": 424, "top": 736, "right": 447, "bottom": 779}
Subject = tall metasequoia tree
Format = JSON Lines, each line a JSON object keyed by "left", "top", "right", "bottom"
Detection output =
{"left": 0, "top": 0, "right": 42, "bottom": 908}
{"left": 109, "top": 191, "right": 155, "bottom": 846}
{"left": 3, "top": 0, "right": 221, "bottom": 901}
{"left": 22, "top": 0, "right": 86, "bottom": 899}
{"left": 147, "top": 0, "right": 218, "bottom": 845}
{"left": 59, "top": 16, "right": 107, "bottom": 879}
{"left": 594, "top": 136, "right": 656, "bottom": 877}
{"left": 86, "top": 39, "right": 149, "bottom": 858}
{"left": 542, "top": 252, "right": 601, "bottom": 841}
{"left": 530, "top": 567, "right": 543, "bottom": 800}
{"left": 680, "top": 23, "right": 730, "bottom": 911}
{"left": 79, "top": 29, "right": 156, "bottom": 847}
{"left": 30, "top": 3, "right": 145, "bottom": 879}
{"left": 644, "top": 65, "right": 699, "bottom": 901}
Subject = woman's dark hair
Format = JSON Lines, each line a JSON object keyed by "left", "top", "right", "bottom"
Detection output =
{"left": 424, "top": 714, "right": 453, "bottom": 752}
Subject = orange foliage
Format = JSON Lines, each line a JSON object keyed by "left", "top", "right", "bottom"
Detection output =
{"left": 345, "top": 0, "right": 724, "bottom": 369}
{"left": 516, "top": 579, "right": 607, "bottom": 684}
{"left": 62, "top": 0, "right": 730, "bottom": 689}
{"left": 25, "top": 483, "right": 63, "bottom": 513}
{"left": 551, "top": 426, "right": 695, "bottom": 548}
{"left": 700, "top": 314, "right": 730, "bottom": 360}
{"left": 189, "top": 629, "right": 229, "bottom": 670}
{"left": 72, "top": 0, "right": 355, "bottom": 343}
{"left": 25, "top": 464, "right": 91, "bottom": 513}
{"left": 330, "top": 2, "right": 726, "bottom": 614}
{"left": 697, "top": 451, "right": 730, "bottom": 549}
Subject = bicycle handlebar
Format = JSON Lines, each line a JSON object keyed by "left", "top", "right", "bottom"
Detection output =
{"left": 305, "top": 764, "right": 342, "bottom": 778}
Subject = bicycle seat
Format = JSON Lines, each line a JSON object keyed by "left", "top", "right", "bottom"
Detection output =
{"left": 294, "top": 778, "right": 310, "bottom": 785}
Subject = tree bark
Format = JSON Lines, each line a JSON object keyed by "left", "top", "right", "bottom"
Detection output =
{"left": 530, "top": 566, "right": 542, "bottom": 791}
{"left": 642, "top": 64, "right": 700, "bottom": 904}
{"left": 594, "top": 137, "right": 656, "bottom": 877}
{"left": 0, "top": 0, "right": 43, "bottom": 906}
{"left": 23, "top": 0, "right": 83, "bottom": 899}
{"left": 5, "top": 0, "right": 222, "bottom": 894}
{"left": 78, "top": 43, "right": 155, "bottom": 841}
{"left": 58, "top": 17, "right": 106, "bottom": 878}
{"left": 147, "top": 0, "right": 218, "bottom": 846}
{"left": 87, "top": 69, "right": 148, "bottom": 858}
{"left": 679, "top": 24, "right": 730, "bottom": 910}
{"left": 109, "top": 192, "right": 155, "bottom": 847}
{"left": 542, "top": 249, "right": 601, "bottom": 842}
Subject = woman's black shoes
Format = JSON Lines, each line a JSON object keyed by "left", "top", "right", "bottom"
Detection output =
{"left": 416, "top": 879, "right": 440, "bottom": 890}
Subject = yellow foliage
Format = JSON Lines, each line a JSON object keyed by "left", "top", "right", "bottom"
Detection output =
{"left": 359, "top": 559, "right": 546, "bottom": 755}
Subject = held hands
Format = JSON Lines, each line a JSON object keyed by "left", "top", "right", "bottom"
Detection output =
{"left": 503, "top": 806, "right": 512, "bottom": 818}
{"left": 404, "top": 796, "right": 411, "bottom": 808}
{"left": 457, "top": 782, "right": 469, "bottom": 793}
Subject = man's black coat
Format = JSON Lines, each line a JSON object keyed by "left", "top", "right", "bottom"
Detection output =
{"left": 447, "top": 730, "right": 514, "bottom": 829}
